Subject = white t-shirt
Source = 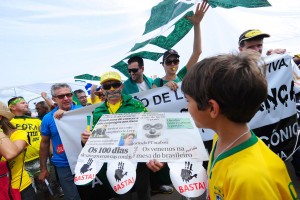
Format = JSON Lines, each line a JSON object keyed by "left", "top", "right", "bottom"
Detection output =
{"left": 136, "top": 81, "right": 150, "bottom": 92}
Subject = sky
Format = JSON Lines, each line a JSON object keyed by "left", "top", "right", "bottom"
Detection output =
{"left": 0, "top": 0, "right": 300, "bottom": 107}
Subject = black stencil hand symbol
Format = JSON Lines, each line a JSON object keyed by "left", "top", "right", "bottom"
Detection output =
{"left": 80, "top": 158, "right": 93, "bottom": 174}
{"left": 114, "top": 161, "right": 128, "bottom": 182}
{"left": 181, "top": 161, "right": 197, "bottom": 183}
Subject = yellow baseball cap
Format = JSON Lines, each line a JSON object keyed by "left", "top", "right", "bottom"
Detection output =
{"left": 100, "top": 71, "right": 122, "bottom": 84}
{"left": 239, "top": 29, "right": 270, "bottom": 45}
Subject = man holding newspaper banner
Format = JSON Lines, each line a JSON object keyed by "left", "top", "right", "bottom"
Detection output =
{"left": 81, "top": 71, "right": 164, "bottom": 200}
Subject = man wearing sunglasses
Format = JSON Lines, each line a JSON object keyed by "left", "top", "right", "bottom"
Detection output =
{"left": 123, "top": 56, "right": 153, "bottom": 95}
{"left": 81, "top": 71, "right": 169, "bottom": 199}
{"left": 39, "top": 83, "right": 82, "bottom": 200}
{"left": 152, "top": 1, "right": 209, "bottom": 91}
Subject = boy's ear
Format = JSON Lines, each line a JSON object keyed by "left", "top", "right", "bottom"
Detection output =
{"left": 208, "top": 99, "right": 219, "bottom": 118}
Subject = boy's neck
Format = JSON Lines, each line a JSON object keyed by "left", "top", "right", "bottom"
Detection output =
{"left": 214, "top": 123, "right": 251, "bottom": 157}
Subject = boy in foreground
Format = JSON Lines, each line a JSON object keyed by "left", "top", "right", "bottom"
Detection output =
{"left": 181, "top": 52, "right": 298, "bottom": 200}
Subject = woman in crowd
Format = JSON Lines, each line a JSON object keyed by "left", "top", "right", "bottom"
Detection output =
{"left": 0, "top": 101, "right": 37, "bottom": 200}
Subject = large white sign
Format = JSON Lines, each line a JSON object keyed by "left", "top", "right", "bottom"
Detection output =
{"left": 78, "top": 112, "right": 208, "bottom": 163}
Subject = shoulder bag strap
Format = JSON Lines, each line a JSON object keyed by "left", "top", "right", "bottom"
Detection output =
{"left": 18, "top": 149, "right": 26, "bottom": 189}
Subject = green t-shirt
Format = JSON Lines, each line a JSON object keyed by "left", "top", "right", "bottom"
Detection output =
{"left": 153, "top": 66, "right": 187, "bottom": 87}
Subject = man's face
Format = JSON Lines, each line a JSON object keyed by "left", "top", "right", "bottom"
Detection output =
{"left": 52, "top": 87, "right": 73, "bottom": 111}
{"left": 11, "top": 100, "right": 29, "bottom": 115}
{"left": 162, "top": 55, "right": 180, "bottom": 75}
{"left": 35, "top": 104, "right": 48, "bottom": 116}
{"left": 102, "top": 80, "right": 123, "bottom": 102}
{"left": 128, "top": 61, "right": 143, "bottom": 83}
{"left": 76, "top": 92, "right": 88, "bottom": 106}
{"left": 239, "top": 39, "right": 263, "bottom": 54}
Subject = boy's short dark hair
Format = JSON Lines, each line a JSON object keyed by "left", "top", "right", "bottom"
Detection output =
{"left": 128, "top": 56, "right": 144, "bottom": 68}
{"left": 181, "top": 52, "right": 267, "bottom": 123}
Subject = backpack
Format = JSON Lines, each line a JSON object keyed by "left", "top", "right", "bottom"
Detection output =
{"left": 0, "top": 161, "right": 22, "bottom": 200}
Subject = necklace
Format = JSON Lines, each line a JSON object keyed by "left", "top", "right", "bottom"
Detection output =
{"left": 209, "top": 129, "right": 250, "bottom": 175}
{"left": 207, "top": 129, "right": 250, "bottom": 199}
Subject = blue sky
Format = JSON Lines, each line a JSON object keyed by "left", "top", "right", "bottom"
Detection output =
{"left": 1, "top": 0, "right": 299, "bottom": 106}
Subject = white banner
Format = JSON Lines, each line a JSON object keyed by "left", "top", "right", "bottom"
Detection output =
{"left": 55, "top": 103, "right": 100, "bottom": 174}
{"left": 77, "top": 112, "right": 208, "bottom": 163}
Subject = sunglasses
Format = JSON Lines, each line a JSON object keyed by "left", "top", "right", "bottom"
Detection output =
{"left": 102, "top": 82, "right": 122, "bottom": 90}
{"left": 164, "top": 59, "right": 179, "bottom": 66}
{"left": 128, "top": 68, "right": 139, "bottom": 74}
{"left": 55, "top": 93, "right": 73, "bottom": 99}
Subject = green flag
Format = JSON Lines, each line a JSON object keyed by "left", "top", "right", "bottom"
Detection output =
{"left": 208, "top": 0, "right": 271, "bottom": 8}
{"left": 130, "top": 11, "right": 194, "bottom": 52}
{"left": 111, "top": 61, "right": 130, "bottom": 78}
{"left": 143, "top": 0, "right": 194, "bottom": 35}
{"left": 74, "top": 74, "right": 100, "bottom": 81}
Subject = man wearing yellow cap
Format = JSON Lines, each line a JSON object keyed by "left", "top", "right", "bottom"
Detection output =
{"left": 239, "top": 30, "right": 300, "bottom": 180}
{"left": 238, "top": 29, "right": 287, "bottom": 55}
{"left": 81, "top": 71, "right": 159, "bottom": 199}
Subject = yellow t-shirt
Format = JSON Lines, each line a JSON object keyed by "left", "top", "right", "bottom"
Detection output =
{"left": 11, "top": 116, "right": 41, "bottom": 162}
{"left": 91, "top": 96, "right": 102, "bottom": 104}
{"left": 87, "top": 97, "right": 93, "bottom": 104}
{"left": 106, "top": 101, "right": 122, "bottom": 114}
{"left": 207, "top": 132, "right": 297, "bottom": 200}
{"left": 1, "top": 130, "right": 31, "bottom": 191}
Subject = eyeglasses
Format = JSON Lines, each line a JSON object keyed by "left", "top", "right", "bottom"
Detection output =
{"left": 102, "top": 82, "right": 122, "bottom": 90}
{"left": 54, "top": 93, "right": 73, "bottom": 99}
{"left": 128, "top": 68, "right": 139, "bottom": 74}
{"left": 164, "top": 59, "right": 179, "bottom": 66}
{"left": 78, "top": 96, "right": 87, "bottom": 99}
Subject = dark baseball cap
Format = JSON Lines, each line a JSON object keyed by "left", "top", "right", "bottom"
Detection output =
{"left": 161, "top": 49, "right": 180, "bottom": 63}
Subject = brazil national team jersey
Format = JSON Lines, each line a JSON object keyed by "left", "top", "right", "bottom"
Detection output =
{"left": 11, "top": 116, "right": 42, "bottom": 162}
{"left": 207, "top": 131, "right": 298, "bottom": 200}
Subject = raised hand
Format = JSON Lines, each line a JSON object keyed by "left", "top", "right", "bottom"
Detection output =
{"left": 186, "top": 1, "right": 210, "bottom": 25}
